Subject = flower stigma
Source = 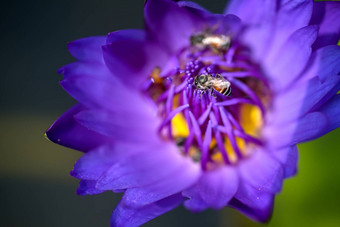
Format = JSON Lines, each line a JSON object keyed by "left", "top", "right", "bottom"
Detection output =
{"left": 144, "top": 28, "right": 271, "bottom": 170}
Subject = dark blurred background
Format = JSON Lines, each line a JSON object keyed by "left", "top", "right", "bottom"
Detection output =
{"left": 1, "top": 0, "right": 340, "bottom": 226}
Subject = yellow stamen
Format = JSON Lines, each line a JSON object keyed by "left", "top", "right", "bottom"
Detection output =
{"left": 209, "top": 138, "right": 217, "bottom": 149}
{"left": 171, "top": 113, "right": 189, "bottom": 138}
{"left": 224, "top": 138, "right": 237, "bottom": 164}
{"left": 211, "top": 152, "right": 223, "bottom": 163}
{"left": 240, "top": 104, "right": 262, "bottom": 137}
{"left": 172, "top": 94, "right": 180, "bottom": 107}
{"left": 151, "top": 67, "right": 162, "bottom": 83}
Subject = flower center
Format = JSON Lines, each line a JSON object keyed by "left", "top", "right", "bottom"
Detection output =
{"left": 143, "top": 31, "right": 271, "bottom": 170}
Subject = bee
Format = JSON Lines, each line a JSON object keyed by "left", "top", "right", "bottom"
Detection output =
{"left": 194, "top": 74, "right": 232, "bottom": 97}
{"left": 190, "top": 33, "right": 231, "bottom": 54}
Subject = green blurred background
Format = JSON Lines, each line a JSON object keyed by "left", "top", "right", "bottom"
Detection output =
{"left": 1, "top": 0, "right": 340, "bottom": 226}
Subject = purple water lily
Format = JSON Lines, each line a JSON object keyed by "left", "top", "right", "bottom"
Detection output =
{"left": 46, "top": 0, "right": 340, "bottom": 226}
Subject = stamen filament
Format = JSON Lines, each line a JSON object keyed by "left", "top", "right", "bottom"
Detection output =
{"left": 166, "top": 84, "right": 175, "bottom": 114}
{"left": 220, "top": 71, "right": 254, "bottom": 78}
{"left": 219, "top": 107, "right": 243, "bottom": 158}
{"left": 215, "top": 98, "right": 253, "bottom": 107}
{"left": 209, "top": 112, "right": 231, "bottom": 164}
{"left": 184, "top": 130, "right": 195, "bottom": 154}
{"left": 229, "top": 78, "right": 265, "bottom": 115}
{"left": 198, "top": 102, "right": 212, "bottom": 125}
{"left": 175, "top": 80, "right": 187, "bottom": 93}
{"left": 201, "top": 120, "right": 212, "bottom": 169}
{"left": 159, "top": 104, "right": 189, "bottom": 132}
{"left": 188, "top": 111, "right": 203, "bottom": 148}
{"left": 226, "top": 48, "right": 236, "bottom": 64}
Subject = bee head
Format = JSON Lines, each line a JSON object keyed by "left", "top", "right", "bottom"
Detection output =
{"left": 195, "top": 75, "right": 208, "bottom": 86}
{"left": 199, "top": 75, "right": 208, "bottom": 83}
{"left": 190, "top": 34, "right": 205, "bottom": 45}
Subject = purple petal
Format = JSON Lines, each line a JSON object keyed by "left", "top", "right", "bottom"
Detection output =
{"left": 121, "top": 157, "right": 200, "bottom": 208}
{"left": 183, "top": 166, "right": 238, "bottom": 210}
{"left": 70, "top": 143, "right": 152, "bottom": 180}
{"left": 58, "top": 61, "right": 113, "bottom": 81}
{"left": 239, "top": 150, "right": 284, "bottom": 193}
{"left": 144, "top": 0, "right": 205, "bottom": 53}
{"left": 303, "top": 45, "right": 340, "bottom": 83}
{"left": 270, "top": 45, "right": 340, "bottom": 125}
{"left": 60, "top": 76, "right": 156, "bottom": 114}
{"left": 204, "top": 14, "right": 242, "bottom": 37}
{"left": 176, "top": 1, "right": 208, "bottom": 12}
{"left": 103, "top": 29, "right": 168, "bottom": 89}
{"left": 311, "top": 1, "right": 340, "bottom": 49}
{"left": 106, "top": 29, "right": 146, "bottom": 44}
{"left": 271, "top": 146, "right": 298, "bottom": 178}
{"left": 74, "top": 109, "right": 159, "bottom": 143}
{"left": 264, "top": 25, "right": 318, "bottom": 90}
{"left": 230, "top": 183, "right": 274, "bottom": 223}
{"left": 267, "top": 0, "right": 313, "bottom": 58}
{"left": 225, "top": 0, "right": 276, "bottom": 26}
{"left": 182, "top": 186, "right": 209, "bottom": 213}
{"left": 265, "top": 112, "right": 329, "bottom": 148}
{"left": 67, "top": 36, "right": 106, "bottom": 62}
{"left": 45, "top": 104, "right": 110, "bottom": 152}
{"left": 111, "top": 193, "right": 184, "bottom": 227}
{"left": 95, "top": 143, "right": 186, "bottom": 190}
{"left": 172, "top": 2, "right": 221, "bottom": 37}
{"left": 241, "top": 22, "right": 275, "bottom": 62}
{"left": 227, "top": 0, "right": 277, "bottom": 60}
{"left": 71, "top": 144, "right": 117, "bottom": 180}
{"left": 77, "top": 180, "right": 105, "bottom": 196}
{"left": 271, "top": 77, "right": 340, "bottom": 126}
{"left": 319, "top": 94, "right": 340, "bottom": 134}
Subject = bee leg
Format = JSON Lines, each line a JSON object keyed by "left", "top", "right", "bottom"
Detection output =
{"left": 218, "top": 51, "right": 225, "bottom": 60}
{"left": 199, "top": 90, "right": 205, "bottom": 99}
{"left": 210, "top": 89, "right": 216, "bottom": 98}
{"left": 216, "top": 74, "right": 223, "bottom": 79}
{"left": 210, "top": 46, "right": 219, "bottom": 55}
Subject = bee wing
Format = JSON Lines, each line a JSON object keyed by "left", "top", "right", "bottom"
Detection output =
{"left": 213, "top": 79, "right": 230, "bottom": 89}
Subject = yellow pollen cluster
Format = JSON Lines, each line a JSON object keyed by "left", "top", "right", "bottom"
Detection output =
{"left": 170, "top": 101, "right": 263, "bottom": 165}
